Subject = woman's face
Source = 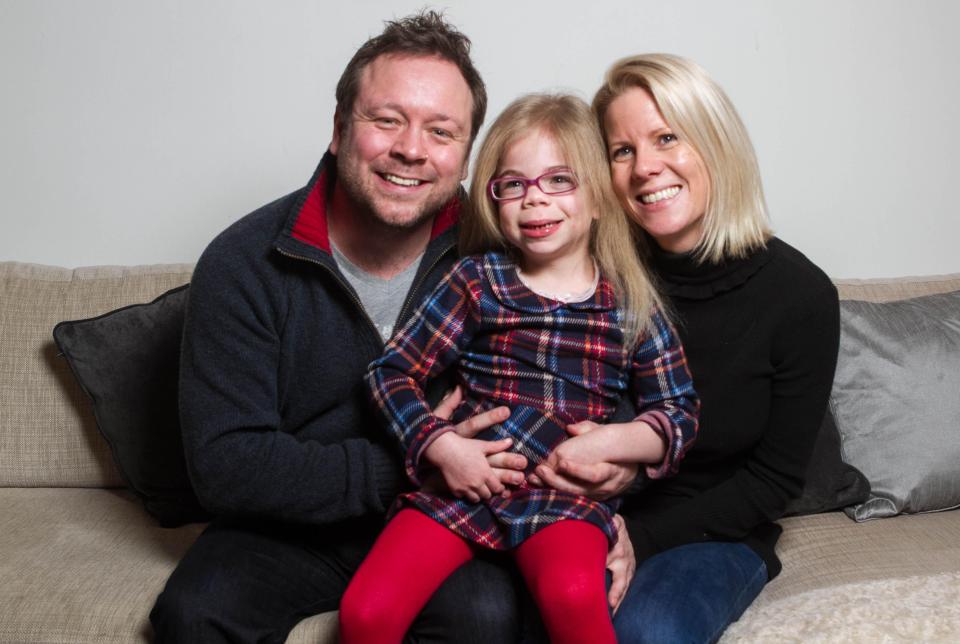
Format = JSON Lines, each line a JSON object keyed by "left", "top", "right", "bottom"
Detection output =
{"left": 603, "top": 87, "right": 708, "bottom": 253}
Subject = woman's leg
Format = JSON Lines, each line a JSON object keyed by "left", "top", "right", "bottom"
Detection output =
{"left": 339, "top": 509, "right": 474, "bottom": 644}
{"left": 613, "top": 542, "right": 767, "bottom": 644}
{"left": 513, "top": 520, "right": 615, "bottom": 644}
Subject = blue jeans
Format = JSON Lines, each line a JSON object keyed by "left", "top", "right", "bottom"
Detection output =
{"left": 613, "top": 542, "right": 767, "bottom": 644}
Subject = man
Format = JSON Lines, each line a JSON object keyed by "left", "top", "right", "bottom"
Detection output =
{"left": 150, "top": 12, "right": 527, "bottom": 642}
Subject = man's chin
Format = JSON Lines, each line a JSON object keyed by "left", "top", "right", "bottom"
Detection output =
{"left": 364, "top": 199, "right": 448, "bottom": 232}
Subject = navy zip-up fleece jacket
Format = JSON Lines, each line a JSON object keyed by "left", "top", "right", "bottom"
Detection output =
{"left": 179, "top": 152, "right": 461, "bottom": 526}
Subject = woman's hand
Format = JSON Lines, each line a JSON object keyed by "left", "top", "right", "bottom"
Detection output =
{"left": 423, "top": 431, "right": 512, "bottom": 503}
{"left": 529, "top": 421, "right": 639, "bottom": 500}
{"left": 432, "top": 387, "right": 526, "bottom": 489}
{"left": 606, "top": 514, "right": 636, "bottom": 614}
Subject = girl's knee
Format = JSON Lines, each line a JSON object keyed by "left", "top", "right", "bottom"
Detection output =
{"left": 338, "top": 583, "right": 402, "bottom": 642}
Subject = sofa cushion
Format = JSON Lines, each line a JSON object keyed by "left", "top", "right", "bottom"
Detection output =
{"left": 0, "top": 488, "right": 335, "bottom": 643}
{"left": 53, "top": 285, "right": 209, "bottom": 526}
{"left": 830, "top": 289, "right": 960, "bottom": 520}
{"left": 0, "top": 261, "right": 193, "bottom": 488}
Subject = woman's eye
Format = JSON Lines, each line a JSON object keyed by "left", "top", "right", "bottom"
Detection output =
{"left": 611, "top": 146, "right": 633, "bottom": 161}
{"left": 659, "top": 133, "right": 677, "bottom": 145}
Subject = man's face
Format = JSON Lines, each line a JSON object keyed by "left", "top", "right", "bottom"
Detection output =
{"left": 331, "top": 54, "right": 474, "bottom": 231}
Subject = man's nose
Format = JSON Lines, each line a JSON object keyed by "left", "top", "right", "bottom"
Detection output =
{"left": 391, "top": 127, "right": 427, "bottom": 164}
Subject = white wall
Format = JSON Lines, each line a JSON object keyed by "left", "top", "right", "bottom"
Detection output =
{"left": 2, "top": 0, "right": 958, "bottom": 278}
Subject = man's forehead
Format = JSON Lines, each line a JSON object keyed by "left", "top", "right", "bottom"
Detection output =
{"left": 357, "top": 54, "right": 471, "bottom": 103}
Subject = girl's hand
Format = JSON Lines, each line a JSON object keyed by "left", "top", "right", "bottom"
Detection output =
{"left": 423, "top": 432, "right": 513, "bottom": 503}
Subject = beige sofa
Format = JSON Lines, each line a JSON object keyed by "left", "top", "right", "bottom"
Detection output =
{"left": 2, "top": 260, "right": 959, "bottom": 643}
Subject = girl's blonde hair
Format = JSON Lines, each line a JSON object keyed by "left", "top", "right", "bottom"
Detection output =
{"left": 462, "top": 93, "right": 662, "bottom": 347}
{"left": 593, "top": 53, "right": 772, "bottom": 264}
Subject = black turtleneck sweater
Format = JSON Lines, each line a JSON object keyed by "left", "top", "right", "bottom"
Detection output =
{"left": 621, "top": 237, "right": 839, "bottom": 579}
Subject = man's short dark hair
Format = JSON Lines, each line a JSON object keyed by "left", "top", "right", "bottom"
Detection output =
{"left": 335, "top": 10, "right": 487, "bottom": 142}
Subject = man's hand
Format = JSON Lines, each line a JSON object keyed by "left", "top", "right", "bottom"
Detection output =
{"left": 529, "top": 421, "right": 638, "bottom": 500}
{"left": 606, "top": 514, "right": 635, "bottom": 614}
{"left": 432, "top": 387, "right": 526, "bottom": 489}
{"left": 423, "top": 432, "right": 511, "bottom": 503}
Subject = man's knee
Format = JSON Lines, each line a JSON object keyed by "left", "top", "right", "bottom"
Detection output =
{"left": 412, "top": 557, "right": 521, "bottom": 643}
{"left": 150, "top": 578, "right": 219, "bottom": 643}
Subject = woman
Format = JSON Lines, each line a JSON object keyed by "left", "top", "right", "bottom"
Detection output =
{"left": 538, "top": 54, "right": 840, "bottom": 642}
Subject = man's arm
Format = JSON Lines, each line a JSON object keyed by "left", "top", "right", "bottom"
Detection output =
{"left": 179, "top": 234, "right": 401, "bottom": 524}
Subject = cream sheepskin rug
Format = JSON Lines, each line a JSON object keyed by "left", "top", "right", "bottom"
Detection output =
{"left": 721, "top": 571, "right": 960, "bottom": 643}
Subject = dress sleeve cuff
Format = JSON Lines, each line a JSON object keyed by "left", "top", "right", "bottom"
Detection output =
{"left": 634, "top": 410, "right": 674, "bottom": 479}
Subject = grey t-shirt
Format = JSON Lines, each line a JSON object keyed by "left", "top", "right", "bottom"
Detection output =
{"left": 332, "top": 243, "right": 424, "bottom": 342}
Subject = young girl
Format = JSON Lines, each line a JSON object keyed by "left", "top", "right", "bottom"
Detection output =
{"left": 339, "top": 94, "right": 699, "bottom": 643}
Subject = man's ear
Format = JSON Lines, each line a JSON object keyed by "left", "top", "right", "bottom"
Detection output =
{"left": 330, "top": 109, "right": 342, "bottom": 155}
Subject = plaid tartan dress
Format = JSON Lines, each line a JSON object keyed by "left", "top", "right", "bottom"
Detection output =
{"left": 367, "top": 252, "right": 698, "bottom": 550}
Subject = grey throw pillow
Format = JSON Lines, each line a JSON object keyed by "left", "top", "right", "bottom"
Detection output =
{"left": 783, "top": 410, "right": 870, "bottom": 517}
{"left": 830, "top": 289, "right": 960, "bottom": 521}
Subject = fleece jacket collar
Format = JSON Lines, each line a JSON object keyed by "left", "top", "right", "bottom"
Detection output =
{"left": 276, "top": 151, "right": 460, "bottom": 264}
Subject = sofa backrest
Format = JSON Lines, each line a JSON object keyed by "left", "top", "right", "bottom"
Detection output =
{"left": 834, "top": 273, "right": 960, "bottom": 302}
{"left": 0, "top": 261, "right": 193, "bottom": 487}
{"left": 1, "top": 260, "right": 958, "bottom": 489}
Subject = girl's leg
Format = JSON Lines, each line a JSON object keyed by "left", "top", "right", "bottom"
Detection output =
{"left": 513, "top": 520, "right": 615, "bottom": 644}
{"left": 338, "top": 509, "right": 474, "bottom": 644}
{"left": 613, "top": 541, "right": 767, "bottom": 644}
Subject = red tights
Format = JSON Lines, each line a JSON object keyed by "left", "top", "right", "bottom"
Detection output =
{"left": 339, "top": 509, "right": 615, "bottom": 643}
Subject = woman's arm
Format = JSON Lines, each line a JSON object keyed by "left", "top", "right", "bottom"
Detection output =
{"left": 623, "top": 283, "right": 840, "bottom": 564}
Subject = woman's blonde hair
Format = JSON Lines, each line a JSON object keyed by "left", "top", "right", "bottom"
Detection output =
{"left": 593, "top": 53, "right": 772, "bottom": 264}
{"left": 462, "top": 93, "right": 662, "bottom": 347}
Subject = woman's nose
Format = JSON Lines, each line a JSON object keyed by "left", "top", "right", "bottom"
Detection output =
{"left": 632, "top": 149, "right": 663, "bottom": 179}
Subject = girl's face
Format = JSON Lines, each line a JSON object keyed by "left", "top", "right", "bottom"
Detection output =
{"left": 494, "top": 130, "right": 597, "bottom": 270}
{"left": 603, "top": 87, "right": 709, "bottom": 253}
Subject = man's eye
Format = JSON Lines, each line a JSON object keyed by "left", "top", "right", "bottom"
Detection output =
{"left": 431, "top": 128, "right": 452, "bottom": 138}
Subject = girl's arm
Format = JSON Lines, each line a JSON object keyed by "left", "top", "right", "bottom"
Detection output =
{"left": 531, "top": 306, "right": 698, "bottom": 494}
{"left": 624, "top": 305, "right": 700, "bottom": 479}
{"left": 366, "top": 257, "right": 499, "bottom": 489}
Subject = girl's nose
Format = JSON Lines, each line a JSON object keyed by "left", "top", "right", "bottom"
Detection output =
{"left": 522, "top": 183, "right": 550, "bottom": 207}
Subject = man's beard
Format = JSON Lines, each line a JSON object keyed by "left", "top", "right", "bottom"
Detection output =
{"left": 336, "top": 159, "right": 455, "bottom": 234}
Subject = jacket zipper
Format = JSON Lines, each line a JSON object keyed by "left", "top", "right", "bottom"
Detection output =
{"left": 276, "top": 241, "right": 456, "bottom": 343}
{"left": 275, "top": 246, "right": 383, "bottom": 345}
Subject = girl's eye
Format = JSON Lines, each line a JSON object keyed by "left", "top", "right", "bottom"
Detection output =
{"left": 611, "top": 146, "right": 633, "bottom": 161}
{"left": 548, "top": 173, "right": 574, "bottom": 185}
